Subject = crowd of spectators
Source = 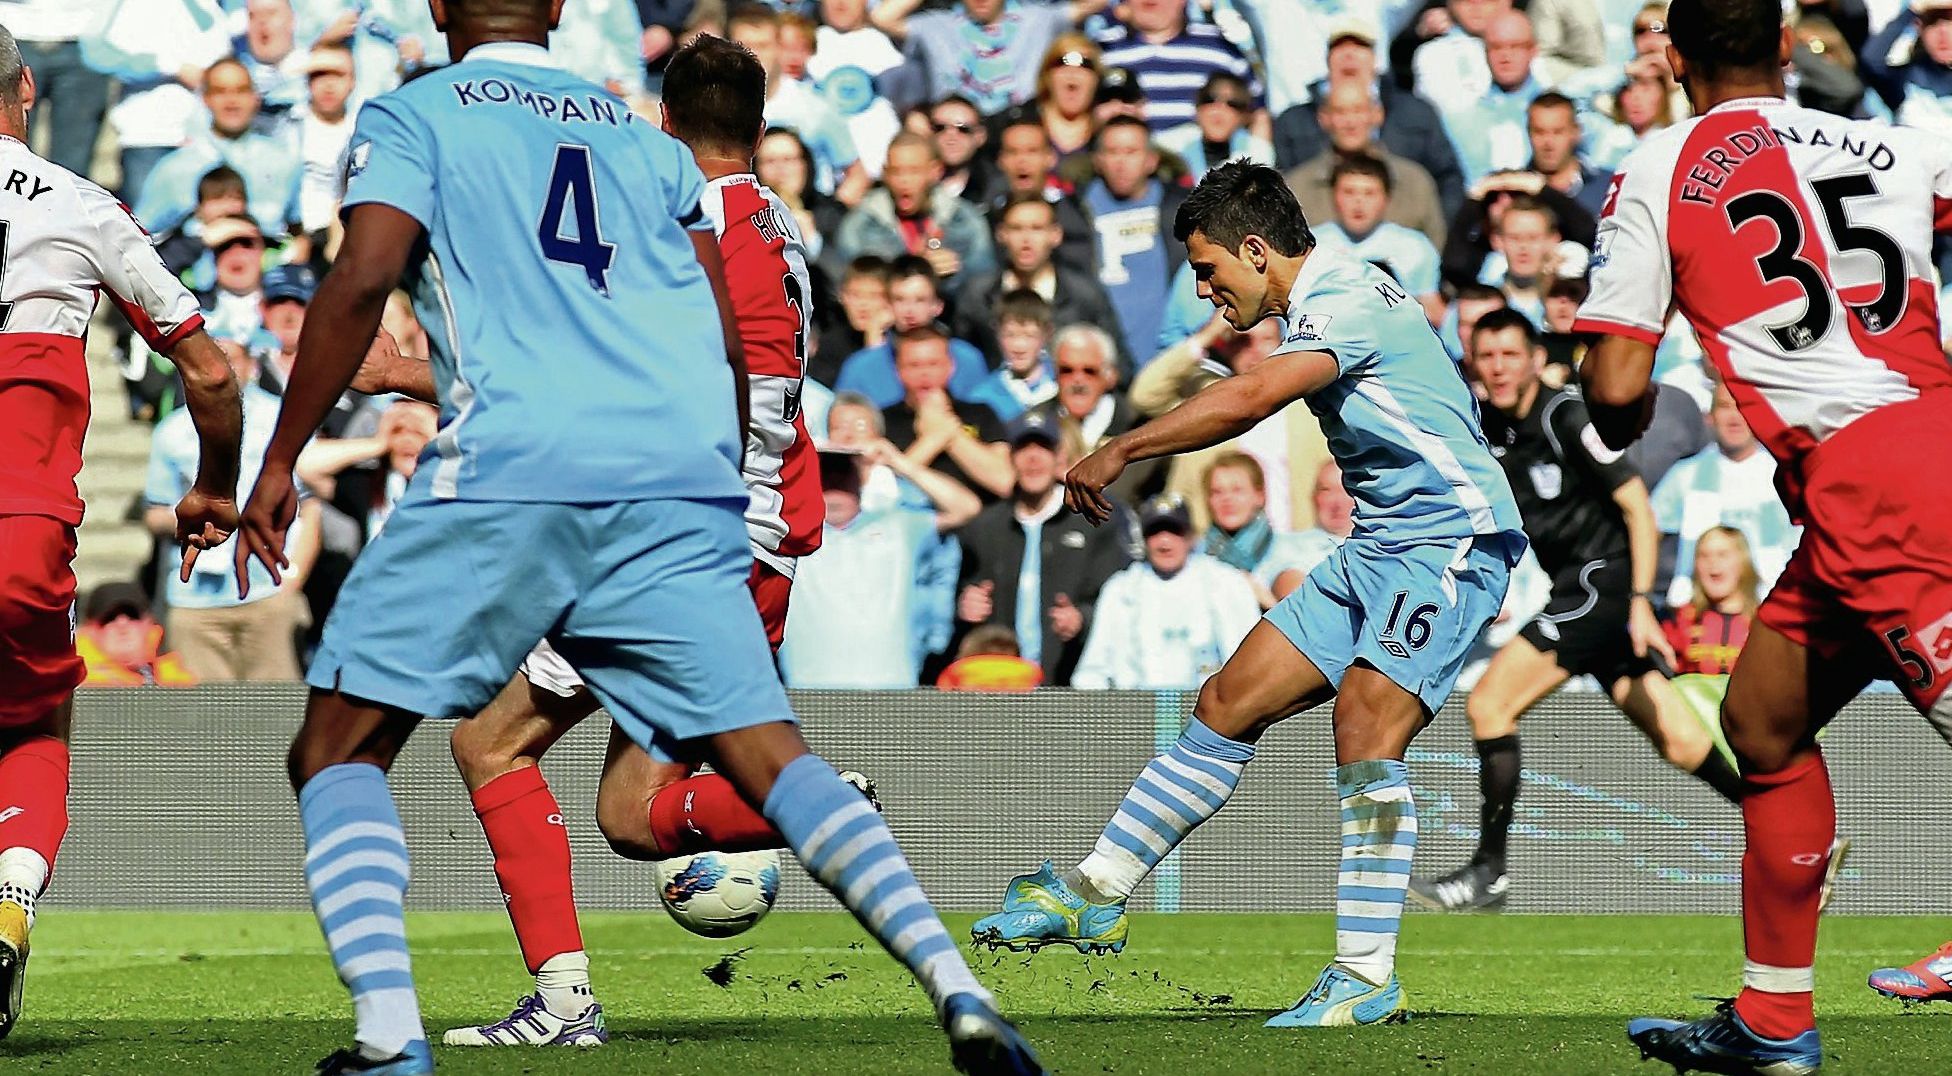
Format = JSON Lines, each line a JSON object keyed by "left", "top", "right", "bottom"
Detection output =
{"left": 44, "top": 0, "right": 1929, "bottom": 689}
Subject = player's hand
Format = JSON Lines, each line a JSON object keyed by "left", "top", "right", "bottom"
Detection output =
{"left": 172, "top": 486, "right": 239, "bottom": 583}
{"left": 1048, "top": 594, "right": 1084, "bottom": 641}
{"left": 1629, "top": 597, "right": 1677, "bottom": 667}
{"left": 398, "top": 35, "right": 426, "bottom": 66}
{"left": 233, "top": 465, "right": 299, "bottom": 599}
{"left": 958, "top": 581, "right": 994, "bottom": 623}
{"left": 350, "top": 328, "right": 403, "bottom": 395}
{"left": 1064, "top": 442, "right": 1127, "bottom": 525}
{"left": 913, "top": 391, "right": 960, "bottom": 441}
{"left": 1418, "top": 6, "right": 1453, "bottom": 38}
{"left": 921, "top": 244, "right": 962, "bottom": 279}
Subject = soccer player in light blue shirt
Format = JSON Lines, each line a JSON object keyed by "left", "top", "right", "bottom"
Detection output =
{"left": 232, "top": 9, "right": 1036, "bottom": 1073}
{"left": 971, "top": 161, "right": 1526, "bottom": 1030}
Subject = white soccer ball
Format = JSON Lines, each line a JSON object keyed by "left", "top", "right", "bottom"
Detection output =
{"left": 653, "top": 849, "right": 782, "bottom": 938}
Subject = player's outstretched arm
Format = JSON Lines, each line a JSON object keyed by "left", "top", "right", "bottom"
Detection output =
{"left": 162, "top": 328, "right": 244, "bottom": 580}
{"left": 1579, "top": 334, "right": 1659, "bottom": 451}
{"left": 1064, "top": 348, "right": 1336, "bottom": 523}
{"left": 236, "top": 203, "right": 421, "bottom": 595}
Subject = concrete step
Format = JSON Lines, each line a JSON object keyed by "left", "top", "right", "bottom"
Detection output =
{"left": 74, "top": 524, "right": 156, "bottom": 594}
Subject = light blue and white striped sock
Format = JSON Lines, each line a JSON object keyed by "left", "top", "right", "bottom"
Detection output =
{"left": 1074, "top": 718, "right": 1254, "bottom": 902}
{"left": 299, "top": 763, "right": 425, "bottom": 1059}
{"left": 1334, "top": 759, "right": 1418, "bottom": 986}
{"left": 763, "top": 754, "right": 990, "bottom": 1016}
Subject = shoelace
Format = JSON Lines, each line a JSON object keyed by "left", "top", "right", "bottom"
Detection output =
{"left": 484, "top": 995, "right": 547, "bottom": 1035}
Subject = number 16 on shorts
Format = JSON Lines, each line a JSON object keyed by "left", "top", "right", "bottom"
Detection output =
{"left": 1379, "top": 591, "right": 1441, "bottom": 660}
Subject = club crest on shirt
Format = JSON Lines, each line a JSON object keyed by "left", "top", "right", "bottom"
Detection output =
{"left": 1528, "top": 462, "right": 1563, "bottom": 500}
{"left": 1286, "top": 313, "right": 1333, "bottom": 343}
{"left": 345, "top": 141, "right": 373, "bottom": 182}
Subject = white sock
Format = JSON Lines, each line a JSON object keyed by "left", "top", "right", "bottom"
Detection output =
{"left": 536, "top": 950, "right": 594, "bottom": 1016}
{"left": 0, "top": 848, "right": 50, "bottom": 930}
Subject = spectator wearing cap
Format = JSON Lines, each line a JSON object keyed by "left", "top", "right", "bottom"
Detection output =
{"left": 1129, "top": 315, "right": 1333, "bottom": 532}
{"left": 297, "top": 44, "right": 357, "bottom": 242}
{"left": 1862, "top": 0, "right": 1952, "bottom": 137}
{"left": 780, "top": 444, "right": 983, "bottom": 688}
{"left": 1285, "top": 81, "right": 1446, "bottom": 248}
{"left": 835, "top": 131, "right": 996, "bottom": 289}
{"left": 10, "top": 0, "right": 113, "bottom": 180}
{"left": 1080, "top": 116, "right": 1186, "bottom": 368}
{"left": 935, "top": 625, "right": 1045, "bottom": 690}
{"left": 834, "top": 255, "right": 993, "bottom": 406}
{"left": 144, "top": 340, "right": 320, "bottom": 682}
{"left": 953, "top": 192, "right": 1125, "bottom": 370}
{"left": 733, "top": 6, "right": 871, "bottom": 205}
{"left": 872, "top": 0, "right": 1089, "bottom": 117}
{"left": 968, "top": 289, "right": 1060, "bottom": 419}
{"left": 253, "top": 263, "right": 380, "bottom": 440}
{"left": 76, "top": 583, "right": 198, "bottom": 688}
{"left": 1313, "top": 155, "right": 1445, "bottom": 325}
{"left": 880, "top": 324, "right": 1016, "bottom": 500}
{"left": 930, "top": 95, "right": 1004, "bottom": 206}
{"left": 985, "top": 117, "right": 1098, "bottom": 275}
{"left": 196, "top": 215, "right": 271, "bottom": 344}
{"left": 1198, "top": 452, "right": 1345, "bottom": 609}
{"left": 1071, "top": 493, "right": 1260, "bottom": 689}
{"left": 129, "top": 201, "right": 264, "bottom": 421}
{"left": 1274, "top": 21, "right": 1463, "bottom": 221}
{"left": 808, "top": 0, "right": 906, "bottom": 169}
{"left": 954, "top": 412, "right": 1132, "bottom": 685}
{"left": 135, "top": 57, "right": 305, "bottom": 251}
{"left": 1155, "top": 72, "right": 1276, "bottom": 183}
{"left": 1092, "top": 0, "right": 1264, "bottom": 134}
{"left": 1439, "top": 9, "right": 1549, "bottom": 188}
{"left": 235, "top": 0, "right": 310, "bottom": 115}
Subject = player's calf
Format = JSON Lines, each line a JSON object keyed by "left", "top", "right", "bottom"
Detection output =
{"left": 0, "top": 731, "right": 72, "bottom": 1041}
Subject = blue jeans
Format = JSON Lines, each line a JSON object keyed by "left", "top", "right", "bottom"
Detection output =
{"left": 22, "top": 39, "right": 109, "bottom": 180}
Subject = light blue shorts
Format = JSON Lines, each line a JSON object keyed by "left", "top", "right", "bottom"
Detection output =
{"left": 307, "top": 492, "right": 795, "bottom": 759}
{"left": 1264, "top": 535, "right": 1519, "bottom": 714}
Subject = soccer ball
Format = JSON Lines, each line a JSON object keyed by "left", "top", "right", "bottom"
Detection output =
{"left": 653, "top": 849, "right": 782, "bottom": 938}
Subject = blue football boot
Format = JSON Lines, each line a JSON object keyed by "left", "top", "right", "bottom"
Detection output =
{"left": 943, "top": 991, "right": 1045, "bottom": 1075}
{"left": 969, "top": 861, "right": 1127, "bottom": 955}
{"left": 313, "top": 1040, "right": 435, "bottom": 1074}
{"left": 1628, "top": 1000, "right": 1822, "bottom": 1075}
{"left": 1264, "top": 963, "right": 1408, "bottom": 1027}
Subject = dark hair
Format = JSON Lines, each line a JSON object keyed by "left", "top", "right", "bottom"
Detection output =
{"left": 760, "top": 125, "right": 813, "bottom": 164}
{"left": 726, "top": 3, "right": 779, "bottom": 33}
{"left": 1455, "top": 282, "right": 1507, "bottom": 305}
{"left": 887, "top": 254, "right": 940, "bottom": 293}
{"left": 844, "top": 254, "right": 892, "bottom": 285}
{"left": 1000, "top": 116, "right": 1051, "bottom": 147}
{"left": 1172, "top": 159, "right": 1314, "bottom": 256}
{"left": 996, "top": 288, "right": 1053, "bottom": 330}
{"left": 931, "top": 93, "right": 979, "bottom": 116}
{"left": 998, "top": 191, "right": 1057, "bottom": 224}
{"left": 662, "top": 37, "right": 768, "bottom": 155}
{"left": 1329, "top": 154, "right": 1391, "bottom": 196}
{"left": 1666, "top": 0, "right": 1783, "bottom": 81}
{"left": 1528, "top": 90, "right": 1578, "bottom": 120}
{"left": 197, "top": 164, "right": 247, "bottom": 202}
{"left": 1195, "top": 71, "right": 1250, "bottom": 105}
{"left": 1498, "top": 193, "right": 1559, "bottom": 233}
{"left": 1091, "top": 114, "right": 1152, "bottom": 153}
{"left": 893, "top": 323, "right": 950, "bottom": 354}
{"left": 1471, "top": 306, "right": 1542, "bottom": 349}
{"left": 1546, "top": 275, "right": 1589, "bottom": 303}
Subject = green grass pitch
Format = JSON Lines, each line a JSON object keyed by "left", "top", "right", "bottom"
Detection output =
{"left": 8, "top": 910, "right": 1947, "bottom": 1073}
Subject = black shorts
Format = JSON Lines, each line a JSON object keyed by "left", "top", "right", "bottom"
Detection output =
{"left": 1517, "top": 556, "right": 1653, "bottom": 683}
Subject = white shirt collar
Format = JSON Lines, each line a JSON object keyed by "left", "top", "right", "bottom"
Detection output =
{"left": 1707, "top": 95, "right": 1788, "bottom": 114}
{"left": 1284, "top": 241, "right": 1344, "bottom": 316}
{"left": 464, "top": 42, "right": 561, "bottom": 69}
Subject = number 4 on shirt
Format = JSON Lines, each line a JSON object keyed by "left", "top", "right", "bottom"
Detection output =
{"left": 538, "top": 144, "right": 616, "bottom": 296}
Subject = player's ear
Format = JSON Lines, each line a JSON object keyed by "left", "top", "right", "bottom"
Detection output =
{"left": 1777, "top": 24, "right": 1794, "bottom": 68}
{"left": 548, "top": 0, "right": 567, "bottom": 31}
{"left": 428, "top": 0, "right": 448, "bottom": 31}
{"left": 1665, "top": 43, "right": 1686, "bottom": 86}
{"left": 16, "top": 64, "right": 33, "bottom": 116}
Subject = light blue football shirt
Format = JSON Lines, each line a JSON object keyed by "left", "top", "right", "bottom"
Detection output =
{"left": 1273, "top": 243, "right": 1525, "bottom": 546}
{"left": 1314, "top": 221, "right": 1442, "bottom": 298}
{"left": 339, "top": 41, "right": 744, "bottom": 505}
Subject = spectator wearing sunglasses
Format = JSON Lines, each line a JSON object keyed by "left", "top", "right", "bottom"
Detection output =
{"left": 1092, "top": 0, "right": 1264, "bottom": 135}
{"left": 1155, "top": 72, "right": 1275, "bottom": 182}
{"left": 928, "top": 95, "right": 1004, "bottom": 206}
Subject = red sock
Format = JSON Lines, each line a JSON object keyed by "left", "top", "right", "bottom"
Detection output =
{"left": 1733, "top": 750, "right": 1833, "bottom": 1040}
{"left": 473, "top": 766, "right": 583, "bottom": 974}
{"left": 647, "top": 773, "right": 781, "bottom": 857}
{"left": 0, "top": 737, "right": 70, "bottom": 885}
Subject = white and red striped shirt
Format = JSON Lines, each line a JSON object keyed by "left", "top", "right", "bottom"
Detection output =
{"left": 700, "top": 173, "right": 822, "bottom": 575}
{"left": 0, "top": 136, "right": 202, "bottom": 525}
{"left": 1575, "top": 97, "right": 1952, "bottom": 517}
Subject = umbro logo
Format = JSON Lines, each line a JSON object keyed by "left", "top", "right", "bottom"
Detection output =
{"left": 0, "top": 807, "right": 24, "bottom": 824}
{"left": 1790, "top": 852, "right": 1824, "bottom": 866}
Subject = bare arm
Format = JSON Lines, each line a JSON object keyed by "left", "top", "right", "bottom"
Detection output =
{"left": 1579, "top": 334, "right": 1659, "bottom": 451}
{"left": 941, "top": 434, "right": 1015, "bottom": 499}
{"left": 284, "top": 498, "right": 325, "bottom": 588}
{"left": 692, "top": 230, "right": 750, "bottom": 450}
{"left": 1612, "top": 476, "right": 1676, "bottom": 665}
{"left": 874, "top": 441, "right": 983, "bottom": 531}
{"left": 294, "top": 436, "right": 388, "bottom": 500}
{"left": 871, "top": 0, "right": 925, "bottom": 39}
{"left": 350, "top": 328, "right": 437, "bottom": 402}
{"left": 161, "top": 329, "right": 245, "bottom": 577}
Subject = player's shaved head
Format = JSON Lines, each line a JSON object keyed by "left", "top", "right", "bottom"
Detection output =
{"left": 662, "top": 37, "right": 768, "bottom": 157}
{"left": 1666, "top": 0, "right": 1783, "bottom": 80}
{"left": 429, "top": 0, "right": 564, "bottom": 45}
{"left": 0, "top": 23, "right": 24, "bottom": 118}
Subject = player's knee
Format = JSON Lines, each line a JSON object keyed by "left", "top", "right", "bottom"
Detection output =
{"left": 1193, "top": 675, "right": 1260, "bottom": 741}
{"left": 1464, "top": 692, "right": 1517, "bottom": 739}
{"left": 595, "top": 793, "right": 658, "bottom": 861}
{"left": 448, "top": 718, "right": 511, "bottom": 788}
{"left": 1720, "top": 695, "right": 1795, "bottom": 775}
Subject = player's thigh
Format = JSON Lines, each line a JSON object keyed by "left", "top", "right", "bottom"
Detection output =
{"left": 306, "top": 497, "right": 580, "bottom": 720}
{"left": 1721, "top": 620, "right": 1874, "bottom": 774}
{"left": 1466, "top": 635, "right": 1573, "bottom": 736}
{"left": 1343, "top": 536, "right": 1515, "bottom": 719}
{"left": 1193, "top": 619, "right": 1336, "bottom": 743}
{"left": 556, "top": 498, "right": 796, "bottom": 763}
{"left": 0, "top": 515, "right": 82, "bottom": 728}
{"left": 1609, "top": 671, "right": 1710, "bottom": 762}
{"left": 1332, "top": 661, "right": 1434, "bottom": 764}
{"left": 448, "top": 665, "right": 603, "bottom": 790}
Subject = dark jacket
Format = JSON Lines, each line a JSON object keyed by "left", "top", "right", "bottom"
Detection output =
{"left": 1273, "top": 80, "right": 1464, "bottom": 221}
{"left": 1029, "top": 394, "right": 1165, "bottom": 506}
{"left": 954, "top": 496, "right": 1133, "bottom": 684}
{"left": 1440, "top": 182, "right": 1597, "bottom": 291}
{"left": 950, "top": 265, "right": 1129, "bottom": 369}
